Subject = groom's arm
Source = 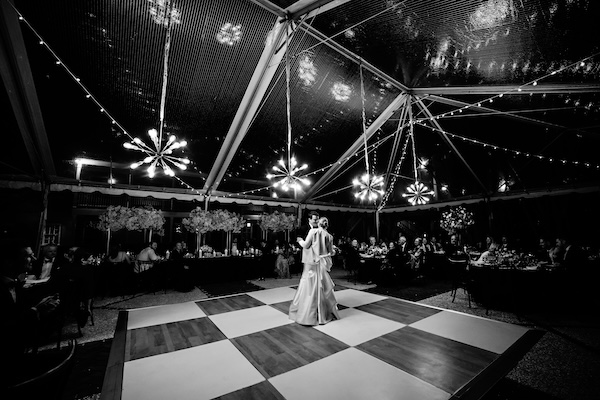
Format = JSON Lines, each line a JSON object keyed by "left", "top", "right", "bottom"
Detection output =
{"left": 298, "top": 228, "right": 317, "bottom": 249}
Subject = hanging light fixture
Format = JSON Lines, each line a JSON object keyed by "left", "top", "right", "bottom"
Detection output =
{"left": 352, "top": 64, "right": 384, "bottom": 202}
{"left": 267, "top": 20, "right": 310, "bottom": 193}
{"left": 124, "top": 0, "right": 188, "bottom": 178}
{"left": 402, "top": 123, "right": 434, "bottom": 205}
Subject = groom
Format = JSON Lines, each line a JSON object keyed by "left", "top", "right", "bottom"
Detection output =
{"left": 297, "top": 211, "right": 320, "bottom": 266}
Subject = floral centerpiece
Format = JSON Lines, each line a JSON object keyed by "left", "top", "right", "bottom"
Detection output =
{"left": 440, "top": 206, "right": 475, "bottom": 234}
{"left": 366, "top": 245, "right": 387, "bottom": 257}
{"left": 199, "top": 244, "right": 213, "bottom": 256}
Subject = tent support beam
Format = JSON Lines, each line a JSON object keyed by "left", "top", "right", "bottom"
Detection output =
{"left": 301, "top": 93, "right": 408, "bottom": 203}
{"left": 203, "top": 18, "right": 289, "bottom": 196}
{"left": 0, "top": 0, "right": 55, "bottom": 177}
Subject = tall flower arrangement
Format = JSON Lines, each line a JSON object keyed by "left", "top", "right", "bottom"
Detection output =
{"left": 182, "top": 207, "right": 214, "bottom": 252}
{"left": 135, "top": 206, "right": 165, "bottom": 242}
{"left": 440, "top": 206, "right": 475, "bottom": 234}
{"left": 182, "top": 208, "right": 247, "bottom": 254}
{"left": 259, "top": 211, "right": 296, "bottom": 241}
{"left": 219, "top": 210, "right": 246, "bottom": 252}
{"left": 96, "top": 205, "right": 131, "bottom": 253}
{"left": 95, "top": 206, "right": 165, "bottom": 252}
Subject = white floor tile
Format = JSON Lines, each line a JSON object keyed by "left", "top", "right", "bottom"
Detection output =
{"left": 269, "top": 348, "right": 450, "bottom": 400}
{"left": 127, "top": 301, "right": 206, "bottom": 330}
{"left": 209, "top": 305, "right": 294, "bottom": 338}
{"left": 314, "top": 308, "right": 405, "bottom": 346}
{"left": 410, "top": 310, "right": 529, "bottom": 354}
{"left": 122, "top": 340, "right": 264, "bottom": 400}
{"left": 334, "top": 289, "right": 387, "bottom": 308}
{"left": 246, "top": 287, "right": 297, "bottom": 304}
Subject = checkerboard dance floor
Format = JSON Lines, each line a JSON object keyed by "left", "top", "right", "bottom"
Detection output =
{"left": 100, "top": 286, "right": 542, "bottom": 400}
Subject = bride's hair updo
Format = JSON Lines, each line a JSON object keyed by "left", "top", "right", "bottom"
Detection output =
{"left": 318, "top": 217, "right": 329, "bottom": 229}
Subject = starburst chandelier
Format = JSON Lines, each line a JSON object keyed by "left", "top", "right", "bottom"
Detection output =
{"left": 402, "top": 180, "right": 434, "bottom": 205}
{"left": 402, "top": 124, "right": 434, "bottom": 205}
{"left": 125, "top": 0, "right": 188, "bottom": 178}
{"left": 267, "top": 157, "right": 310, "bottom": 191}
{"left": 353, "top": 173, "right": 384, "bottom": 201}
{"left": 267, "top": 21, "right": 310, "bottom": 193}
{"left": 352, "top": 64, "right": 384, "bottom": 202}
{"left": 124, "top": 129, "right": 189, "bottom": 177}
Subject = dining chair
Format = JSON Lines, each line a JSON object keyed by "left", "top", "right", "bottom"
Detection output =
{"left": 448, "top": 257, "right": 472, "bottom": 308}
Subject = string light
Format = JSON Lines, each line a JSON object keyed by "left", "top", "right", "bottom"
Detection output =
{"left": 415, "top": 120, "right": 600, "bottom": 169}
{"left": 401, "top": 113, "right": 434, "bottom": 205}
{"left": 352, "top": 63, "right": 384, "bottom": 202}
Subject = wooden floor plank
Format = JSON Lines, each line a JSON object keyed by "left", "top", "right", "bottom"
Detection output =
{"left": 127, "top": 318, "right": 226, "bottom": 361}
{"left": 214, "top": 380, "right": 285, "bottom": 400}
{"left": 197, "top": 294, "right": 265, "bottom": 315}
{"left": 357, "top": 326, "right": 498, "bottom": 393}
{"left": 232, "top": 323, "right": 348, "bottom": 378}
{"left": 356, "top": 298, "right": 441, "bottom": 325}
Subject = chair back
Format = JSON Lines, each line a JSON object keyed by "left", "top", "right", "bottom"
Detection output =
{"left": 4, "top": 339, "right": 77, "bottom": 399}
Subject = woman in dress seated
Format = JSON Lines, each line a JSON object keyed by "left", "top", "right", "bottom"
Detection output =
{"left": 473, "top": 243, "right": 499, "bottom": 266}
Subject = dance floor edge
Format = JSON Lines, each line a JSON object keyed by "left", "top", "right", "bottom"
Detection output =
{"left": 99, "top": 288, "right": 543, "bottom": 400}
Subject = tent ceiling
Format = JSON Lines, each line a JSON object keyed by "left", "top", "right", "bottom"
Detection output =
{"left": 3, "top": 0, "right": 600, "bottom": 210}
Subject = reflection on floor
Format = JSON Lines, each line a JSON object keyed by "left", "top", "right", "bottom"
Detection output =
{"left": 102, "top": 286, "right": 542, "bottom": 400}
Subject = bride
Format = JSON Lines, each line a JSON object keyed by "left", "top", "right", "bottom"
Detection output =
{"left": 289, "top": 216, "right": 340, "bottom": 325}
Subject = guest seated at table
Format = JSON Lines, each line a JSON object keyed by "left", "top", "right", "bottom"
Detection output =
{"left": 445, "top": 234, "right": 468, "bottom": 262}
{"left": 480, "top": 235, "right": 496, "bottom": 251}
{"left": 136, "top": 241, "right": 160, "bottom": 273}
{"left": 549, "top": 238, "right": 565, "bottom": 265}
{"left": 472, "top": 243, "right": 499, "bottom": 266}
{"left": 107, "top": 243, "right": 131, "bottom": 265}
{"left": 32, "top": 243, "right": 59, "bottom": 281}
{"left": 104, "top": 243, "right": 131, "bottom": 296}
{"left": 23, "top": 244, "right": 71, "bottom": 307}
{"left": 534, "top": 238, "right": 552, "bottom": 264}
{"left": 359, "top": 241, "right": 368, "bottom": 252}
{"left": 345, "top": 239, "right": 361, "bottom": 277}
{"left": 430, "top": 236, "right": 444, "bottom": 253}
{"left": 170, "top": 242, "right": 193, "bottom": 292}
{"left": 170, "top": 242, "right": 185, "bottom": 260}
{"left": 367, "top": 235, "right": 377, "bottom": 248}
{"left": 500, "top": 235, "right": 511, "bottom": 252}
{"left": 398, "top": 235, "right": 409, "bottom": 256}
{"left": 556, "top": 237, "right": 585, "bottom": 272}
{"left": 15, "top": 245, "right": 37, "bottom": 275}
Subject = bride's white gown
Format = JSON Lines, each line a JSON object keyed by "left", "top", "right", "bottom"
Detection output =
{"left": 289, "top": 228, "right": 339, "bottom": 325}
